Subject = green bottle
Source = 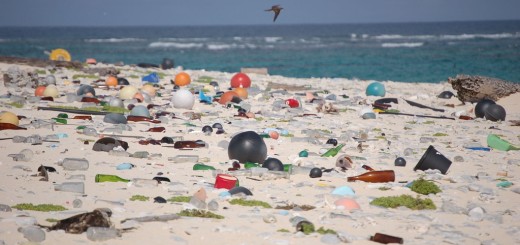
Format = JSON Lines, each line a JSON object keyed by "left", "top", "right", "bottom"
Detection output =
{"left": 193, "top": 163, "right": 216, "bottom": 171}
{"left": 95, "top": 174, "right": 130, "bottom": 183}
{"left": 244, "top": 162, "right": 259, "bottom": 169}
{"left": 321, "top": 143, "right": 345, "bottom": 157}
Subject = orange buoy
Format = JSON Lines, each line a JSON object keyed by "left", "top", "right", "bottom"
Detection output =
{"left": 35, "top": 86, "right": 46, "bottom": 96}
{"left": 219, "top": 91, "right": 239, "bottom": 105}
{"left": 105, "top": 76, "right": 118, "bottom": 87}
{"left": 233, "top": 87, "right": 248, "bottom": 99}
{"left": 174, "top": 72, "right": 191, "bottom": 86}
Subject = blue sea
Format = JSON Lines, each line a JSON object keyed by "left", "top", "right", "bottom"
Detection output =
{"left": 1, "top": 20, "right": 519, "bottom": 83}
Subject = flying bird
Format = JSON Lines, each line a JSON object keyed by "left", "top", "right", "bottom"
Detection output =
{"left": 265, "top": 5, "right": 283, "bottom": 22}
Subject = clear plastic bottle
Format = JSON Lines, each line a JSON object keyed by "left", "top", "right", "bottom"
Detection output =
{"left": 8, "top": 149, "right": 33, "bottom": 161}
{"left": 168, "top": 155, "right": 199, "bottom": 163}
{"left": 86, "top": 227, "right": 120, "bottom": 241}
{"left": 130, "top": 178, "right": 159, "bottom": 187}
{"left": 54, "top": 182, "right": 85, "bottom": 193}
{"left": 59, "top": 158, "right": 89, "bottom": 171}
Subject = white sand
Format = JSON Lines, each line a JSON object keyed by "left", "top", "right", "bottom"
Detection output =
{"left": 0, "top": 61, "right": 519, "bottom": 245}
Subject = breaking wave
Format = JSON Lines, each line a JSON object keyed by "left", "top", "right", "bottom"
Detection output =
{"left": 381, "top": 42, "right": 424, "bottom": 48}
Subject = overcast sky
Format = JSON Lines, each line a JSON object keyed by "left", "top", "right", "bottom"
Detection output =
{"left": 1, "top": 0, "right": 519, "bottom": 26}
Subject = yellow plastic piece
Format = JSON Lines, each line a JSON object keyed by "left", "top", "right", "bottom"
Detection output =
{"left": 49, "top": 48, "right": 71, "bottom": 61}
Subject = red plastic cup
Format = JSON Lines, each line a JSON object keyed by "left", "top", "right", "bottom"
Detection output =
{"left": 214, "top": 174, "right": 238, "bottom": 190}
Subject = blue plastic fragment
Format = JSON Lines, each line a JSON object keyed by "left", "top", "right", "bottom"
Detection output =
{"left": 142, "top": 72, "right": 160, "bottom": 84}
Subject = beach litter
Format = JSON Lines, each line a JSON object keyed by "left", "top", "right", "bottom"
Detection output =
{"left": 0, "top": 58, "right": 519, "bottom": 245}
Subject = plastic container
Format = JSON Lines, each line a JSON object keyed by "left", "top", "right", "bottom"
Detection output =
{"left": 168, "top": 155, "right": 199, "bottom": 163}
{"left": 54, "top": 182, "right": 85, "bottom": 193}
{"left": 86, "top": 227, "right": 120, "bottom": 241}
{"left": 60, "top": 158, "right": 89, "bottom": 171}
{"left": 130, "top": 178, "right": 159, "bottom": 187}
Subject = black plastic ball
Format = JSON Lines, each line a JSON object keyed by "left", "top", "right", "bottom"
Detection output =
{"left": 262, "top": 157, "right": 284, "bottom": 171}
{"left": 212, "top": 123, "right": 223, "bottom": 129}
{"left": 117, "top": 77, "right": 130, "bottom": 85}
{"left": 309, "top": 167, "right": 323, "bottom": 178}
{"left": 76, "top": 84, "right": 96, "bottom": 96}
{"left": 394, "top": 157, "right": 407, "bottom": 167}
{"left": 161, "top": 58, "right": 174, "bottom": 70}
{"left": 437, "top": 91, "right": 454, "bottom": 99}
{"left": 475, "top": 99, "right": 496, "bottom": 118}
{"left": 326, "top": 138, "right": 338, "bottom": 146}
{"left": 228, "top": 131, "right": 267, "bottom": 164}
{"left": 160, "top": 137, "right": 174, "bottom": 144}
{"left": 202, "top": 125, "right": 213, "bottom": 134}
{"left": 485, "top": 104, "right": 506, "bottom": 122}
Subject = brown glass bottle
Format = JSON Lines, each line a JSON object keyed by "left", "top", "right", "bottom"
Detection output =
{"left": 127, "top": 115, "right": 161, "bottom": 124}
{"left": 369, "top": 232, "right": 403, "bottom": 244}
{"left": 347, "top": 170, "right": 395, "bottom": 183}
{"left": 173, "top": 140, "right": 206, "bottom": 149}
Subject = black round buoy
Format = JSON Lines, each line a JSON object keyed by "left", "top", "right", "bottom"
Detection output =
{"left": 326, "top": 138, "right": 338, "bottom": 146}
{"left": 437, "top": 91, "right": 455, "bottom": 99}
{"left": 76, "top": 84, "right": 96, "bottom": 96}
{"left": 161, "top": 58, "right": 174, "bottom": 70}
{"left": 202, "top": 125, "right": 213, "bottom": 135}
{"left": 117, "top": 77, "right": 130, "bottom": 85}
{"left": 485, "top": 104, "right": 506, "bottom": 122}
{"left": 228, "top": 131, "right": 267, "bottom": 164}
{"left": 262, "top": 157, "right": 284, "bottom": 171}
{"left": 394, "top": 157, "right": 407, "bottom": 167}
{"left": 475, "top": 99, "right": 495, "bottom": 118}
{"left": 309, "top": 168, "right": 323, "bottom": 178}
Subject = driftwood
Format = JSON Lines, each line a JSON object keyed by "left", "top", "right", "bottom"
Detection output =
{"left": 448, "top": 74, "right": 520, "bottom": 103}
{"left": 0, "top": 56, "right": 83, "bottom": 69}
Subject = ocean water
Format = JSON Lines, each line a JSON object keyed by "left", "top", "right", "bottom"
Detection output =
{"left": 1, "top": 20, "right": 519, "bottom": 83}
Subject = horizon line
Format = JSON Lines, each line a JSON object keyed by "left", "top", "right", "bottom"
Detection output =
{"left": 1, "top": 18, "right": 519, "bottom": 28}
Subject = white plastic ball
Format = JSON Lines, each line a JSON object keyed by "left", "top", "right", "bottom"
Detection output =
{"left": 119, "top": 85, "right": 138, "bottom": 100}
{"left": 172, "top": 89, "right": 195, "bottom": 110}
{"left": 43, "top": 84, "right": 59, "bottom": 98}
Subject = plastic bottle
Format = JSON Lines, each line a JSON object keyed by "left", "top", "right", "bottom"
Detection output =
{"left": 60, "top": 158, "right": 89, "bottom": 171}
{"left": 86, "top": 227, "right": 120, "bottom": 241}
{"left": 369, "top": 232, "right": 403, "bottom": 244}
{"left": 130, "top": 178, "right": 159, "bottom": 187}
{"left": 168, "top": 155, "right": 199, "bottom": 163}
{"left": 347, "top": 170, "right": 395, "bottom": 183}
{"left": 95, "top": 174, "right": 130, "bottom": 183}
{"left": 8, "top": 149, "right": 33, "bottom": 161}
{"left": 18, "top": 226, "right": 46, "bottom": 242}
{"left": 54, "top": 182, "right": 85, "bottom": 193}
{"left": 321, "top": 143, "right": 345, "bottom": 157}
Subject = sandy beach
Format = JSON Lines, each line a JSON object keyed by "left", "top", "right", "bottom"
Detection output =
{"left": 0, "top": 59, "right": 519, "bottom": 245}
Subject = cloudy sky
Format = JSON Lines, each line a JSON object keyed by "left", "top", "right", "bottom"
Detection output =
{"left": 1, "top": 0, "right": 519, "bottom": 26}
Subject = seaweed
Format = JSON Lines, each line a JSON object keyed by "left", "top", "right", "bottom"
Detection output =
{"left": 167, "top": 196, "right": 191, "bottom": 203}
{"left": 316, "top": 227, "right": 337, "bottom": 235}
{"left": 178, "top": 209, "right": 224, "bottom": 219}
{"left": 370, "top": 195, "right": 436, "bottom": 210}
{"left": 229, "top": 199, "right": 272, "bottom": 208}
{"left": 433, "top": 132, "right": 449, "bottom": 137}
{"left": 410, "top": 178, "right": 441, "bottom": 195}
{"left": 274, "top": 204, "right": 315, "bottom": 211}
{"left": 11, "top": 203, "right": 67, "bottom": 212}
{"left": 129, "top": 195, "right": 149, "bottom": 201}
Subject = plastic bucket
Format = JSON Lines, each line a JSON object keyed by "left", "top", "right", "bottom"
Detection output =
{"left": 414, "top": 145, "right": 452, "bottom": 174}
{"left": 214, "top": 174, "right": 238, "bottom": 190}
